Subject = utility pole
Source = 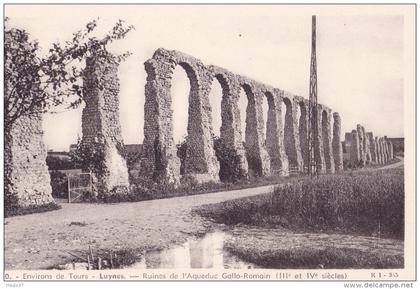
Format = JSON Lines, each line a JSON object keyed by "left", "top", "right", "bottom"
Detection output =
{"left": 307, "top": 15, "right": 318, "bottom": 176}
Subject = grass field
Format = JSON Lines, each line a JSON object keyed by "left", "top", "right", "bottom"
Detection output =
{"left": 195, "top": 168, "right": 404, "bottom": 268}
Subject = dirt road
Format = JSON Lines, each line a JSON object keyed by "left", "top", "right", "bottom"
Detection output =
{"left": 5, "top": 184, "right": 276, "bottom": 270}
{"left": 5, "top": 159, "right": 403, "bottom": 270}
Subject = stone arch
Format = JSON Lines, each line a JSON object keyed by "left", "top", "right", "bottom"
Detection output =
{"left": 141, "top": 48, "right": 219, "bottom": 185}
{"left": 239, "top": 81, "right": 270, "bottom": 177}
{"left": 321, "top": 109, "right": 335, "bottom": 173}
{"left": 207, "top": 72, "right": 248, "bottom": 181}
{"left": 283, "top": 95, "right": 301, "bottom": 172}
{"left": 298, "top": 100, "right": 309, "bottom": 170}
{"left": 81, "top": 52, "right": 130, "bottom": 196}
{"left": 332, "top": 112, "right": 343, "bottom": 171}
{"left": 265, "top": 90, "right": 288, "bottom": 175}
{"left": 211, "top": 73, "right": 230, "bottom": 136}
{"left": 171, "top": 62, "right": 198, "bottom": 144}
{"left": 209, "top": 69, "right": 248, "bottom": 180}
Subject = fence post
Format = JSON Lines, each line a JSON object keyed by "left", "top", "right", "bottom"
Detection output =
{"left": 67, "top": 173, "right": 71, "bottom": 204}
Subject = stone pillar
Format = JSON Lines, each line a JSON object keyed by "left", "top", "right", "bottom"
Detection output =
{"left": 379, "top": 137, "right": 386, "bottom": 163}
{"left": 212, "top": 69, "right": 248, "bottom": 179}
{"left": 362, "top": 127, "right": 372, "bottom": 164}
{"left": 141, "top": 49, "right": 220, "bottom": 185}
{"left": 315, "top": 105, "right": 326, "bottom": 173}
{"left": 82, "top": 52, "right": 130, "bottom": 197}
{"left": 5, "top": 113, "right": 54, "bottom": 210}
{"left": 332, "top": 112, "right": 343, "bottom": 172}
{"left": 367, "top": 132, "right": 377, "bottom": 163}
{"left": 356, "top": 125, "right": 366, "bottom": 167}
{"left": 283, "top": 93, "right": 304, "bottom": 173}
{"left": 376, "top": 137, "right": 383, "bottom": 164}
{"left": 383, "top": 137, "right": 390, "bottom": 163}
{"left": 389, "top": 141, "right": 394, "bottom": 160}
{"left": 141, "top": 58, "right": 180, "bottom": 184}
{"left": 265, "top": 89, "right": 289, "bottom": 176}
{"left": 242, "top": 81, "right": 270, "bottom": 177}
{"left": 321, "top": 108, "right": 335, "bottom": 174}
{"left": 183, "top": 60, "right": 220, "bottom": 184}
{"left": 375, "top": 137, "right": 381, "bottom": 164}
{"left": 298, "top": 99, "right": 309, "bottom": 172}
{"left": 345, "top": 130, "right": 360, "bottom": 167}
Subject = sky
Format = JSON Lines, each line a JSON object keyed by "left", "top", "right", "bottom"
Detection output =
{"left": 5, "top": 5, "right": 407, "bottom": 151}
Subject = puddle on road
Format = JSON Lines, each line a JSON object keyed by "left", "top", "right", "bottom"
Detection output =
{"left": 58, "top": 231, "right": 257, "bottom": 270}
{"left": 127, "top": 231, "right": 258, "bottom": 269}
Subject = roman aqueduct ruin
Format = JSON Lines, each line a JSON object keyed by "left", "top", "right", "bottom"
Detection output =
{"left": 4, "top": 48, "right": 394, "bottom": 208}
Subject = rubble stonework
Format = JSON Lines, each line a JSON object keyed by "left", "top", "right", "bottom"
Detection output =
{"left": 322, "top": 109, "right": 335, "bottom": 173}
{"left": 141, "top": 49, "right": 220, "bottom": 184}
{"left": 367, "top": 132, "right": 377, "bottom": 163}
{"left": 265, "top": 89, "right": 289, "bottom": 175}
{"left": 140, "top": 48, "right": 340, "bottom": 184}
{"left": 5, "top": 113, "right": 54, "bottom": 208}
{"left": 345, "top": 131, "right": 360, "bottom": 166}
{"left": 377, "top": 137, "right": 383, "bottom": 164}
{"left": 298, "top": 98, "right": 309, "bottom": 171}
{"left": 81, "top": 52, "right": 130, "bottom": 196}
{"left": 332, "top": 112, "right": 344, "bottom": 172}
{"left": 362, "top": 127, "right": 372, "bottom": 164}
{"left": 383, "top": 138, "right": 388, "bottom": 163}
{"left": 210, "top": 67, "right": 248, "bottom": 178}
{"left": 375, "top": 137, "right": 382, "bottom": 164}
{"left": 388, "top": 141, "right": 394, "bottom": 160}
{"left": 283, "top": 92, "right": 304, "bottom": 173}
{"left": 239, "top": 80, "right": 271, "bottom": 177}
{"left": 343, "top": 125, "right": 394, "bottom": 168}
{"left": 356, "top": 125, "right": 366, "bottom": 166}
{"left": 315, "top": 105, "right": 326, "bottom": 173}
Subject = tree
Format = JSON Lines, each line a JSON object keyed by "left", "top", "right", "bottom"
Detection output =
{"left": 4, "top": 17, "right": 134, "bottom": 130}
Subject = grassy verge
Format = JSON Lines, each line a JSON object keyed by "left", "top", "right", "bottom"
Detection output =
{"left": 196, "top": 168, "right": 404, "bottom": 240}
{"left": 195, "top": 168, "right": 404, "bottom": 269}
{"left": 225, "top": 244, "right": 403, "bottom": 269}
{"left": 5, "top": 202, "right": 61, "bottom": 218}
{"left": 101, "top": 173, "right": 296, "bottom": 203}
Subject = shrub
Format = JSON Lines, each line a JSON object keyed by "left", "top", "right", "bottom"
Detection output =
{"left": 5, "top": 202, "right": 61, "bottom": 218}
{"left": 50, "top": 170, "right": 68, "bottom": 198}
{"left": 46, "top": 155, "right": 78, "bottom": 171}
{"left": 213, "top": 136, "right": 247, "bottom": 182}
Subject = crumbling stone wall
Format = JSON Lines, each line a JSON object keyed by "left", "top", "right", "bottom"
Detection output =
{"left": 377, "top": 137, "right": 383, "bottom": 164}
{"left": 383, "top": 139, "right": 388, "bottom": 162}
{"left": 238, "top": 80, "right": 271, "bottom": 177}
{"left": 141, "top": 49, "right": 220, "bottom": 184}
{"left": 367, "top": 132, "right": 377, "bottom": 163}
{"left": 265, "top": 89, "right": 289, "bottom": 175}
{"left": 343, "top": 125, "right": 394, "bottom": 167}
{"left": 141, "top": 48, "right": 340, "bottom": 183}
{"left": 345, "top": 131, "right": 360, "bottom": 166}
{"left": 321, "top": 109, "right": 335, "bottom": 173}
{"left": 298, "top": 99, "right": 309, "bottom": 171}
{"left": 81, "top": 52, "right": 130, "bottom": 196}
{"left": 388, "top": 141, "right": 394, "bottom": 160}
{"left": 209, "top": 67, "right": 248, "bottom": 178}
{"left": 314, "top": 105, "right": 326, "bottom": 173}
{"left": 385, "top": 138, "right": 390, "bottom": 162}
{"left": 282, "top": 93, "right": 304, "bottom": 173}
{"left": 375, "top": 137, "right": 382, "bottom": 164}
{"left": 362, "top": 126, "right": 372, "bottom": 164}
{"left": 332, "top": 112, "right": 343, "bottom": 172}
{"left": 356, "top": 125, "right": 366, "bottom": 166}
{"left": 5, "top": 113, "right": 54, "bottom": 208}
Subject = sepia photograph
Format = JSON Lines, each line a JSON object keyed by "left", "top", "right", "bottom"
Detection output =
{"left": 2, "top": 3, "right": 416, "bottom": 285}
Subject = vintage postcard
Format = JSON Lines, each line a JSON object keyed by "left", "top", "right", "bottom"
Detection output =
{"left": 2, "top": 3, "right": 416, "bottom": 286}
